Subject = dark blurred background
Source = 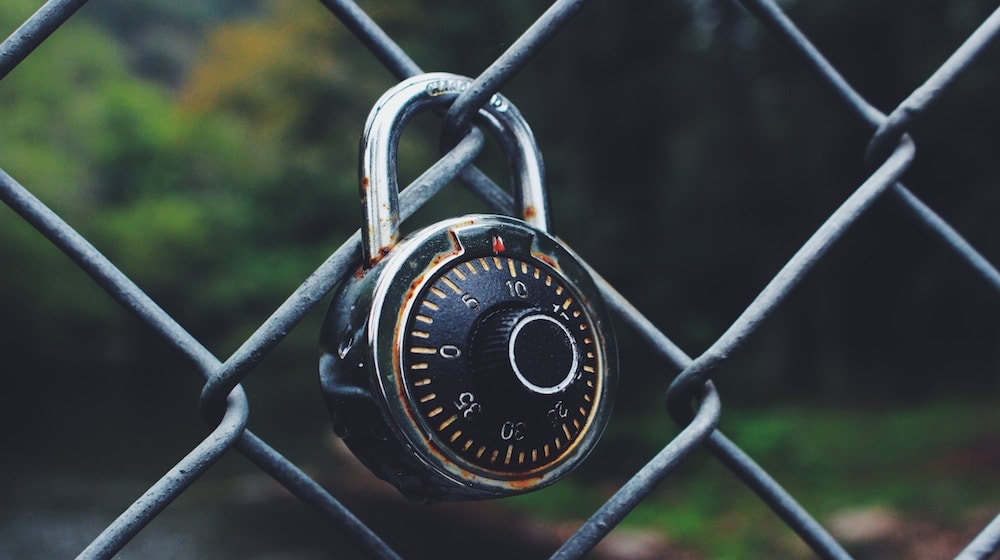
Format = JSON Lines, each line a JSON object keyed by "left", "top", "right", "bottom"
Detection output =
{"left": 0, "top": 0, "right": 997, "bottom": 558}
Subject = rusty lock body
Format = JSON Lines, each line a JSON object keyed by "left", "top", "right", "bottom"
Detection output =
{"left": 320, "top": 73, "right": 617, "bottom": 503}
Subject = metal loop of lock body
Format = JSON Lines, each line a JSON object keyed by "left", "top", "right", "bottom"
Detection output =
{"left": 360, "top": 72, "right": 549, "bottom": 267}
{"left": 321, "top": 72, "right": 617, "bottom": 503}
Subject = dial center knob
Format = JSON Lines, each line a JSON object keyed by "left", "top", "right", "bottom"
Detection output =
{"left": 472, "top": 308, "right": 578, "bottom": 395}
{"left": 510, "top": 314, "right": 578, "bottom": 393}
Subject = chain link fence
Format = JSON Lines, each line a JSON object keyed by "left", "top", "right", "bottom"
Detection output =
{"left": 1, "top": 0, "right": 998, "bottom": 558}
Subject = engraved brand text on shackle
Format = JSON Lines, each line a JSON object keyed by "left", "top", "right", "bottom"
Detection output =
{"left": 424, "top": 78, "right": 509, "bottom": 112}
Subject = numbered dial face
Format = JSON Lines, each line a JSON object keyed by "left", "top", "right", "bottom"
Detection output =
{"left": 401, "top": 253, "right": 603, "bottom": 477}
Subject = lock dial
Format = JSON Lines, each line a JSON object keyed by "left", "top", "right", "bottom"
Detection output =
{"left": 402, "top": 252, "right": 602, "bottom": 476}
{"left": 321, "top": 215, "right": 616, "bottom": 502}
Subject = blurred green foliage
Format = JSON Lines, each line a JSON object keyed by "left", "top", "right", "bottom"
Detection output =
{"left": 512, "top": 400, "right": 999, "bottom": 558}
{"left": 0, "top": 0, "right": 997, "bottom": 466}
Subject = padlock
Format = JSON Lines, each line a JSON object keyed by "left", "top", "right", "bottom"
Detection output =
{"left": 319, "top": 73, "right": 617, "bottom": 503}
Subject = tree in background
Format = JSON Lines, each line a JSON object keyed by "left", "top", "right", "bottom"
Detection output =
{"left": 1, "top": 0, "right": 997, "bottom": 423}
{"left": 0, "top": 5, "right": 997, "bottom": 555}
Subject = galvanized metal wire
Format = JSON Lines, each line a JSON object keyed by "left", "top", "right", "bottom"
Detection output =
{"left": 1, "top": 0, "right": 998, "bottom": 559}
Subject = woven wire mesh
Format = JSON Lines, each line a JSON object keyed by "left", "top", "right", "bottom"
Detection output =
{"left": 1, "top": 0, "right": 998, "bottom": 558}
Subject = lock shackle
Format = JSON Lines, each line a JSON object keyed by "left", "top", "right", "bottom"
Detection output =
{"left": 359, "top": 72, "right": 549, "bottom": 267}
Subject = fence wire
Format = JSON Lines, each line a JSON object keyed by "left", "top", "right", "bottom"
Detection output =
{"left": 1, "top": 0, "right": 998, "bottom": 559}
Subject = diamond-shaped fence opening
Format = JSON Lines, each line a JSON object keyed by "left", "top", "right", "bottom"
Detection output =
{"left": 1, "top": 0, "right": 998, "bottom": 559}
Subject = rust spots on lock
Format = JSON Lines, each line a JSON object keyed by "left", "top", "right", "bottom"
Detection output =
{"left": 502, "top": 473, "right": 551, "bottom": 492}
{"left": 365, "top": 245, "right": 393, "bottom": 269}
{"left": 360, "top": 176, "right": 371, "bottom": 213}
{"left": 534, "top": 252, "right": 559, "bottom": 270}
{"left": 522, "top": 204, "right": 537, "bottom": 222}
{"left": 391, "top": 271, "right": 427, "bottom": 368}
{"left": 402, "top": 273, "right": 426, "bottom": 310}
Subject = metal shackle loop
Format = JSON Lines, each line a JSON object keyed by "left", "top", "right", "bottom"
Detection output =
{"left": 359, "top": 72, "right": 549, "bottom": 267}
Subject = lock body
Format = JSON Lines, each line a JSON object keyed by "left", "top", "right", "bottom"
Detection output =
{"left": 321, "top": 215, "right": 616, "bottom": 502}
{"left": 320, "top": 73, "right": 617, "bottom": 503}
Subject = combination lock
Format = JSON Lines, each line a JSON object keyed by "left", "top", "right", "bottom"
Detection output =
{"left": 320, "top": 73, "right": 617, "bottom": 503}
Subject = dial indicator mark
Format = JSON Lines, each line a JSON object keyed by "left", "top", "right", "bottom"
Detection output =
{"left": 439, "top": 415, "right": 458, "bottom": 431}
{"left": 440, "top": 276, "right": 462, "bottom": 294}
